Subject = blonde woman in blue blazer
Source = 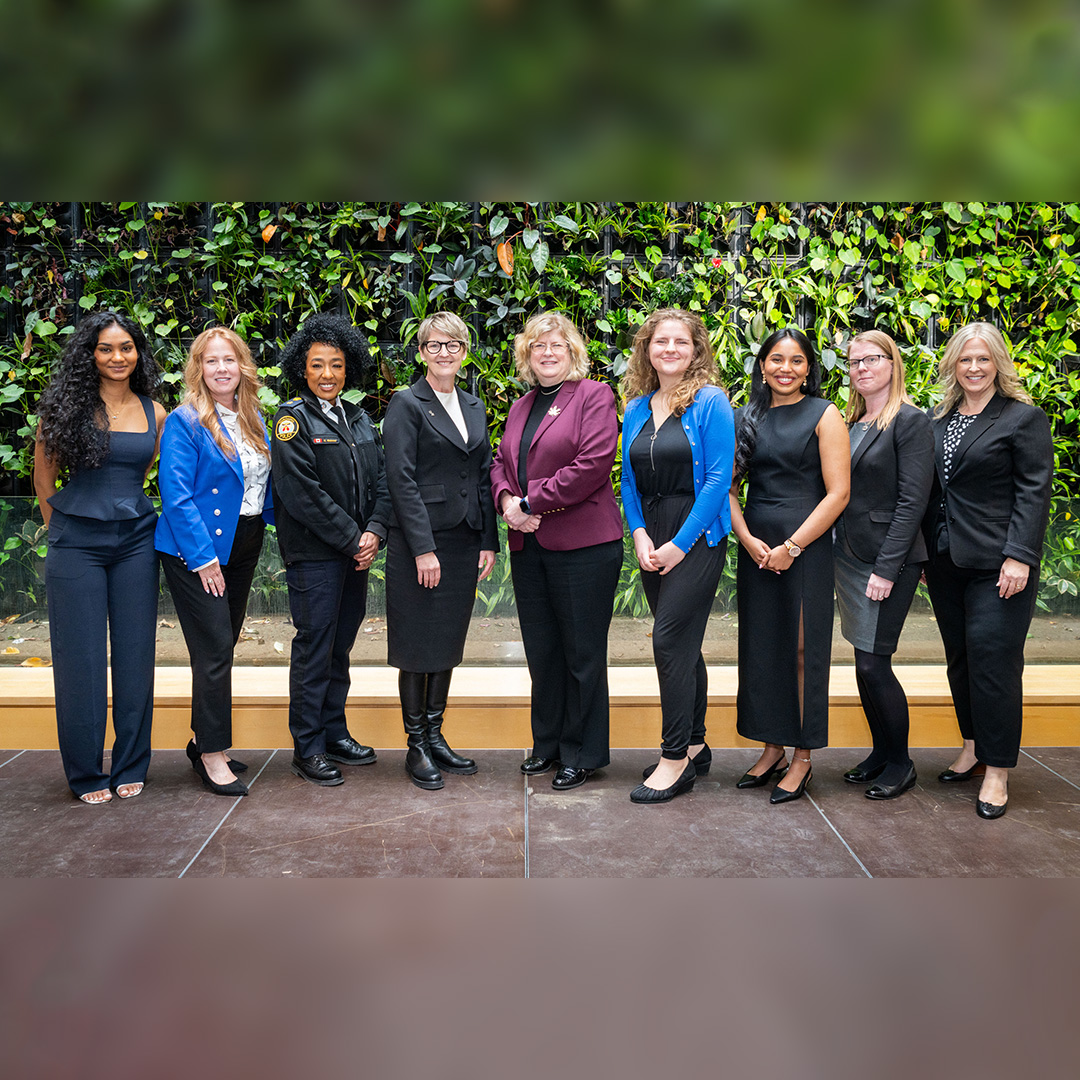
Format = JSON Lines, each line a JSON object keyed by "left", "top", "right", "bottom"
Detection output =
{"left": 621, "top": 309, "right": 735, "bottom": 803}
{"left": 156, "top": 327, "right": 272, "bottom": 796}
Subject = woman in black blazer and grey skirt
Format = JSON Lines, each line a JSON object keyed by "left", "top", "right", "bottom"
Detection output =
{"left": 922, "top": 322, "right": 1053, "bottom": 819}
{"left": 383, "top": 312, "right": 498, "bottom": 789}
{"left": 835, "top": 331, "right": 933, "bottom": 800}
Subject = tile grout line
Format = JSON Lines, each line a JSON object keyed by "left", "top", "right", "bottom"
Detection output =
{"left": 0, "top": 749, "right": 28, "bottom": 768}
{"left": 1020, "top": 748, "right": 1080, "bottom": 792}
{"left": 178, "top": 749, "right": 278, "bottom": 878}
{"left": 522, "top": 750, "right": 530, "bottom": 879}
{"left": 806, "top": 794, "right": 874, "bottom": 878}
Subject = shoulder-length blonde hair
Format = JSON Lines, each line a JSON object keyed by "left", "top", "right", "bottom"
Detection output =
{"left": 514, "top": 312, "right": 591, "bottom": 386}
{"left": 622, "top": 308, "right": 722, "bottom": 416}
{"left": 933, "top": 322, "right": 1033, "bottom": 418}
{"left": 182, "top": 326, "right": 269, "bottom": 459}
{"left": 845, "top": 330, "right": 911, "bottom": 431}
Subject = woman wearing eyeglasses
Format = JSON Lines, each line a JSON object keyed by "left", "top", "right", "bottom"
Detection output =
{"left": 834, "top": 331, "right": 933, "bottom": 800}
{"left": 383, "top": 313, "right": 498, "bottom": 789}
{"left": 490, "top": 312, "right": 623, "bottom": 791}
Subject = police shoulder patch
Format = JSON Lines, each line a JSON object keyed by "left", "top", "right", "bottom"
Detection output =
{"left": 275, "top": 415, "right": 300, "bottom": 441}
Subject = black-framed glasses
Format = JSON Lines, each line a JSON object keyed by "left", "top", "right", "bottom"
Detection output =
{"left": 422, "top": 340, "right": 465, "bottom": 355}
{"left": 847, "top": 354, "right": 889, "bottom": 370}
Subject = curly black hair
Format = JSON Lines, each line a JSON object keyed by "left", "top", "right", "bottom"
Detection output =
{"left": 37, "top": 310, "right": 161, "bottom": 475}
{"left": 734, "top": 326, "right": 821, "bottom": 480}
{"left": 279, "top": 313, "right": 375, "bottom": 393}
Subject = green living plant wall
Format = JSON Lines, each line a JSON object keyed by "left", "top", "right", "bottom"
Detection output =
{"left": 1, "top": 201, "right": 1078, "bottom": 615}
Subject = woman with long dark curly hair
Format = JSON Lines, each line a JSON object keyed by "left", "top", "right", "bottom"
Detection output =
{"left": 156, "top": 327, "right": 272, "bottom": 797}
{"left": 34, "top": 310, "right": 166, "bottom": 804}
{"left": 728, "top": 326, "right": 849, "bottom": 803}
{"left": 271, "top": 313, "right": 391, "bottom": 787}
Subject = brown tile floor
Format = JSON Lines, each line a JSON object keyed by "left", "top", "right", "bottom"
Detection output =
{"left": 2, "top": 747, "right": 1079, "bottom": 877}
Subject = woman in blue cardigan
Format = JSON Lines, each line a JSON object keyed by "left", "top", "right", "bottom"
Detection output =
{"left": 621, "top": 309, "right": 735, "bottom": 803}
{"left": 156, "top": 327, "right": 272, "bottom": 796}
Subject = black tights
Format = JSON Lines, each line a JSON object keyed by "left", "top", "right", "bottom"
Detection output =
{"left": 853, "top": 649, "right": 912, "bottom": 782}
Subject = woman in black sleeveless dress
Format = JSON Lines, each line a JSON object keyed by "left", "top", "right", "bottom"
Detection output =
{"left": 728, "top": 327, "right": 849, "bottom": 803}
{"left": 34, "top": 311, "right": 165, "bottom": 804}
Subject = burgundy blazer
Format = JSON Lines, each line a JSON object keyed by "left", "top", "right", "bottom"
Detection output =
{"left": 491, "top": 378, "right": 624, "bottom": 552}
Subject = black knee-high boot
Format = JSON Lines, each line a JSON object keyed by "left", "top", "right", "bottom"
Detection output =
{"left": 425, "top": 668, "right": 477, "bottom": 774}
{"left": 400, "top": 670, "right": 443, "bottom": 789}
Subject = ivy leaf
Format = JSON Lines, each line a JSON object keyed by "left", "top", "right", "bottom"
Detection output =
{"left": 390, "top": 252, "right": 414, "bottom": 264}
{"left": 530, "top": 240, "right": 550, "bottom": 273}
{"left": 522, "top": 228, "right": 539, "bottom": 250}
{"left": 553, "top": 214, "right": 579, "bottom": 233}
{"left": 400, "top": 202, "right": 421, "bottom": 216}
{"left": 945, "top": 259, "right": 967, "bottom": 283}
{"left": 596, "top": 318, "right": 612, "bottom": 334}
{"left": 489, "top": 214, "right": 509, "bottom": 239}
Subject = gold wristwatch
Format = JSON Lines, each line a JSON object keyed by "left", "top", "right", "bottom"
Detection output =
{"left": 783, "top": 539, "right": 802, "bottom": 557}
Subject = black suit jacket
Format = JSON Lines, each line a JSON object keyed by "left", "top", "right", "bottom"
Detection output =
{"left": 841, "top": 402, "right": 934, "bottom": 580}
{"left": 271, "top": 388, "right": 391, "bottom": 563}
{"left": 922, "top": 393, "right": 1053, "bottom": 570}
{"left": 382, "top": 377, "right": 498, "bottom": 556}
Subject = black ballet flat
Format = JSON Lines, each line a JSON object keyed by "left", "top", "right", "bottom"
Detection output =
{"left": 843, "top": 760, "right": 887, "bottom": 784}
{"left": 736, "top": 755, "right": 788, "bottom": 789}
{"left": 770, "top": 765, "right": 812, "bottom": 804}
{"left": 938, "top": 762, "right": 985, "bottom": 783}
{"left": 976, "top": 798, "right": 1007, "bottom": 820}
{"left": 865, "top": 764, "right": 917, "bottom": 800}
{"left": 643, "top": 744, "right": 711, "bottom": 780}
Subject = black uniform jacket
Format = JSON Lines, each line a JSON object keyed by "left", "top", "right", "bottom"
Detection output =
{"left": 382, "top": 377, "right": 498, "bottom": 556}
{"left": 922, "top": 393, "right": 1053, "bottom": 571}
{"left": 841, "top": 402, "right": 934, "bottom": 581}
{"left": 271, "top": 388, "right": 391, "bottom": 564}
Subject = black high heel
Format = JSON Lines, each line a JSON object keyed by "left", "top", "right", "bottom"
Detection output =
{"left": 770, "top": 759, "right": 812, "bottom": 804}
{"left": 736, "top": 753, "right": 788, "bottom": 789}
{"left": 192, "top": 755, "right": 248, "bottom": 796}
{"left": 187, "top": 739, "right": 247, "bottom": 773}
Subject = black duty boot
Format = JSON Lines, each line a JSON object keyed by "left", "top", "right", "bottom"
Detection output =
{"left": 400, "top": 670, "right": 443, "bottom": 789}
{"left": 425, "top": 669, "right": 477, "bottom": 775}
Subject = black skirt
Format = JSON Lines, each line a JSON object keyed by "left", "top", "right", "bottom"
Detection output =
{"left": 386, "top": 522, "right": 481, "bottom": 672}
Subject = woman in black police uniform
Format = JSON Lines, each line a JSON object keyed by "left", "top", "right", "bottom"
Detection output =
{"left": 383, "top": 312, "right": 497, "bottom": 789}
{"left": 272, "top": 314, "right": 391, "bottom": 787}
{"left": 34, "top": 310, "right": 166, "bottom": 804}
{"left": 923, "top": 322, "right": 1053, "bottom": 819}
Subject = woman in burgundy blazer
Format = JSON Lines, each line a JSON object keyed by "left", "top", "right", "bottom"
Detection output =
{"left": 491, "top": 312, "right": 623, "bottom": 790}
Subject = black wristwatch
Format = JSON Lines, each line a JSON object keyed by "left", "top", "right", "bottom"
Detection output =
{"left": 519, "top": 496, "right": 532, "bottom": 514}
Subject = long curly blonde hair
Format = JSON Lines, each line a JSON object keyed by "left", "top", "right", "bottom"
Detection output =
{"left": 621, "top": 308, "right": 722, "bottom": 416}
{"left": 934, "top": 322, "right": 1033, "bottom": 418}
{"left": 182, "top": 327, "right": 269, "bottom": 459}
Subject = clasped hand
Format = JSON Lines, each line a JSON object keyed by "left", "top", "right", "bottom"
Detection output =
{"left": 502, "top": 496, "right": 541, "bottom": 533}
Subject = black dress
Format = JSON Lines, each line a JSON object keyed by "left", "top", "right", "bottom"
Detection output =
{"left": 736, "top": 396, "right": 833, "bottom": 749}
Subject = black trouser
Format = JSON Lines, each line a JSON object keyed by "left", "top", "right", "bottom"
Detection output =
{"left": 160, "top": 516, "right": 265, "bottom": 754}
{"left": 925, "top": 551, "right": 1038, "bottom": 768}
{"left": 641, "top": 534, "right": 726, "bottom": 759}
{"left": 510, "top": 536, "right": 622, "bottom": 770}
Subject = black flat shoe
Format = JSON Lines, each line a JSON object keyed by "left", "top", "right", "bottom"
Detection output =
{"left": 844, "top": 760, "right": 887, "bottom": 784}
{"left": 552, "top": 766, "right": 592, "bottom": 790}
{"left": 938, "top": 762, "right": 985, "bottom": 783}
{"left": 976, "top": 798, "right": 1008, "bottom": 820}
{"left": 521, "top": 756, "right": 557, "bottom": 775}
{"left": 290, "top": 753, "right": 344, "bottom": 787}
{"left": 187, "top": 739, "right": 248, "bottom": 773}
{"left": 770, "top": 765, "right": 812, "bottom": 804}
{"left": 630, "top": 759, "right": 697, "bottom": 804}
{"left": 736, "top": 755, "right": 788, "bottom": 789}
{"left": 865, "top": 764, "right": 918, "bottom": 800}
{"left": 643, "top": 744, "right": 711, "bottom": 780}
{"left": 325, "top": 736, "right": 377, "bottom": 766}
{"left": 193, "top": 755, "right": 248, "bottom": 796}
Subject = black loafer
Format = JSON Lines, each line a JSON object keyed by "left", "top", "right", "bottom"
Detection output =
{"left": 843, "top": 761, "right": 887, "bottom": 784}
{"left": 291, "top": 753, "right": 344, "bottom": 786}
{"left": 521, "top": 756, "right": 557, "bottom": 775}
{"left": 976, "top": 798, "right": 1008, "bottom": 820}
{"left": 325, "top": 737, "right": 377, "bottom": 766}
{"left": 865, "top": 764, "right": 918, "bottom": 800}
{"left": 552, "top": 766, "right": 592, "bottom": 790}
{"left": 938, "top": 762, "right": 985, "bottom": 782}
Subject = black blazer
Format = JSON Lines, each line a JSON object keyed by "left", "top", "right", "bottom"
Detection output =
{"left": 271, "top": 388, "right": 391, "bottom": 564}
{"left": 841, "top": 402, "right": 934, "bottom": 580}
{"left": 922, "top": 393, "right": 1053, "bottom": 570}
{"left": 382, "top": 377, "right": 498, "bottom": 556}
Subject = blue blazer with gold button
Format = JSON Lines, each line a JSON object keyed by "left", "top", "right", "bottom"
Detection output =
{"left": 155, "top": 403, "right": 272, "bottom": 568}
